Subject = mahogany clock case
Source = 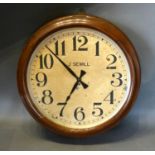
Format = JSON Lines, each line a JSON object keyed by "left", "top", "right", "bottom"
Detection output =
{"left": 17, "top": 14, "right": 141, "bottom": 137}
{"left": 2, "top": 3, "right": 155, "bottom": 151}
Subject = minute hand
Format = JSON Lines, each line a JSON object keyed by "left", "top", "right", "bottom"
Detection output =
{"left": 45, "top": 45, "right": 88, "bottom": 89}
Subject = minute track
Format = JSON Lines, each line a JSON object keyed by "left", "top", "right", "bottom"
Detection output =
{"left": 27, "top": 27, "right": 131, "bottom": 130}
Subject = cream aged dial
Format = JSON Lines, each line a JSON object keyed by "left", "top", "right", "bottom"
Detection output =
{"left": 17, "top": 15, "right": 140, "bottom": 137}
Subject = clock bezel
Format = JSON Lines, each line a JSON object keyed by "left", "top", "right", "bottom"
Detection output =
{"left": 17, "top": 14, "right": 141, "bottom": 137}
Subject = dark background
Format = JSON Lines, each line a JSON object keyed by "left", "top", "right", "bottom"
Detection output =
{"left": 0, "top": 4, "right": 155, "bottom": 150}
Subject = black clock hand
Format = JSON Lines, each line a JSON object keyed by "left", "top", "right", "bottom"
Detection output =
{"left": 65, "top": 70, "right": 86, "bottom": 103}
{"left": 45, "top": 45, "right": 88, "bottom": 89}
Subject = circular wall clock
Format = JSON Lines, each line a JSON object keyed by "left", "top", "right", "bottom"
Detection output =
{"left": 17, "top": 14, "right": 141, "bottom": 137}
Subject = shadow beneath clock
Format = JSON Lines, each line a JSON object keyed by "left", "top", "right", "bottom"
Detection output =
{"left": 39, "top": 116, "right": 138, "bottom": 144}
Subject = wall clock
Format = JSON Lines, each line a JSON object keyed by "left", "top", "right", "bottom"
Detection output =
{"left": 17, "top": 14, "right": 141, "bottom": 137}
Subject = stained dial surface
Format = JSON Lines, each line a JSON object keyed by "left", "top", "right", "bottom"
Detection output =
{"left": 27, "top": 27, "right": 131, "bottom": 129}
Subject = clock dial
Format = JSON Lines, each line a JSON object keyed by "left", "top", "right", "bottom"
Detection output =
{"left": 26, "top": 27, "right": 131, "bottom": 129}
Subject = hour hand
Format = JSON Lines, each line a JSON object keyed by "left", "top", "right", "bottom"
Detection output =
{"left": 78, "top": 70, "right": 88, "bottom": 89}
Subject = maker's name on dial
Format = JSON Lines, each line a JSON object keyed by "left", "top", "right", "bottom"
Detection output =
{"left": 68, "top": 62, "right": 90, "bottom": 67}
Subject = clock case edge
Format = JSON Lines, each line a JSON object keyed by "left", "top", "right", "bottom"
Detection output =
{"left": 17, "top": 14, "right": 141, "bottom": 138}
